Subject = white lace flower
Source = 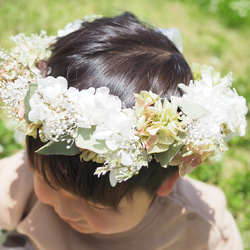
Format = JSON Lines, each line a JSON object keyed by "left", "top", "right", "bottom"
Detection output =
{"left": 57, "top": 19, "right": 83, "bottom": 37}
{"left": 157, "top": 28, "right": 183, "bottom": 52}
{"left": 0, "top": 31, "right": 54, "bottom": 119}
{"left": 179, "top": 64, "right": 247, "bottom": 139}
{"left": 28, "top": 76, "right": 78, "bottom": 141}
{"left": 9, "top": 31, "right": 54, "bottom": 75}
{"left": 75, "top": 87, "right": 122, "bottom": 128}
{"left": 175, "top": 64, "right": 248, "bottom": 173}
{"left": 94, "top": 110, "right": 137, "bottom": 150}
{"left": 57, "top": 15, "right": 102, "bottom": 37}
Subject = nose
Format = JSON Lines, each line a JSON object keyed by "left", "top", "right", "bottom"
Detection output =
{"left": 54, "top": 202, "right": 80, "bottom": 222}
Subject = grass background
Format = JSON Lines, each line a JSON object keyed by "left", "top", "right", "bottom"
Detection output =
{"left": 0, "top": 0, "right": 250, "bottom": 248}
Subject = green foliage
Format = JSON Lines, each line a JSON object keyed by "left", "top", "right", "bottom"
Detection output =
{"left": 221, "top": 170, "right": 250, "bottom": 249}
{"left": 189, "top": 161, "right": 223, "bottom": 184}
{"left": 0, "top": 118, "right": 23, "bottom": 159}
{"left": 183, "top": 0, "right": 250, "bottom": 28}
{"left": 222, "top": 170, "right": 250, "bottom": 223}
{"left": 36, "top": 139, "right": 80, "bottom": 155}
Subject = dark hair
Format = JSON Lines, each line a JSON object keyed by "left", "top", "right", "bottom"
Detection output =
{"left": 27, "top": 12, "right": 193, "bottom": 209}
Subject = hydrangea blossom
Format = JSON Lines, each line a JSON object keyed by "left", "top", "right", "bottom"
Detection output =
{"left": 28, "top": 76, "right": 76, "bottom": 141}
{"left": 175, "top": 64, "right": 248, "bottom": 175}
{"left": 134, "top": 90, "right": 186, "bottom": 154}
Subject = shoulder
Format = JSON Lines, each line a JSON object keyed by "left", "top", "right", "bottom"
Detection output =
{"left": 172, "top": 176, "right": 226, "bottom": 219}
{"left": 168, "top": 176, "right": 243, "bottom": 249}
{"left": 0, "top": 150, "right": 31, "bottom": 188}
{"left": 0, "top": 150, "right": 33, "bottom": 193}
{"left": 0, "top": 150, "right": 32, "bottom": 178}
{"left": 0, "top": 151, "right": 36, "bottom": 230}
{"left": 0, "top": 150, "right": 27, "bottom": 168}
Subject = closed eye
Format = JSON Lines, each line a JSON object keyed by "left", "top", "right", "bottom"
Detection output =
{"left": 88, "top": 203, "right": 112, "bottom": 211}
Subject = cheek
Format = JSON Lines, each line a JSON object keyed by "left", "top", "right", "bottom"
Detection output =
{"left": 86, "top": 213, "right": 120, "bottom": 234}
{"left": 85, "top": 210, "right": 143, "bottom": 235}
{"left": 34, "top": 178, "right": 53, "bottom": 205}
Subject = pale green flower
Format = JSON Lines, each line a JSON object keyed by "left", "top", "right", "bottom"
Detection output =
{"left": 134, "top": 91, "right": 185, "bottom": 154}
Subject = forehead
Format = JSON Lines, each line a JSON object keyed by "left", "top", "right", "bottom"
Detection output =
{"left": 34, "top": 172, "right": 152, "bottom": 210}
{"left": 28, "top": 142, "right": 158, "bottom": 210}
{"left": 33, "top": 160, "right": 151, "bottom": 210}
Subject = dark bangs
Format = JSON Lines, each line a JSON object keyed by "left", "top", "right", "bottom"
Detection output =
{"left": 26, "top": 136, "right": 178, "bottom": 209}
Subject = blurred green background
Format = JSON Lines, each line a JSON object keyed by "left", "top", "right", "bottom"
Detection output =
{"left": 0, "top": 0, "right": 250, "bottom": 248}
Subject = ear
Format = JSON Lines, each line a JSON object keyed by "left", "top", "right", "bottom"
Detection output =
{"left": 156, "top": 172, "right": 179, "bottom": 196}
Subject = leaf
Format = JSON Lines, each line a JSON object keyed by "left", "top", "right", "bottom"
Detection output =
{"left": 24, "top": 83, "right": 38, "bottom": 123}
{"left": 155, "top": 141, "right": 183, "bottom": 167}
{"left": 36, "top": 139, "right": 80, "bottom": 155}
{"left": 75, "top": 127, "right": 107, "bottom": 154}
{"left": 154, "top": 132, "right": 186, "bottom": 167}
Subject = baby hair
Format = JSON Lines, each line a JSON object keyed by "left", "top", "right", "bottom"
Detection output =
{"left": 26, "top": 12, "right": 193, "bottom": 209}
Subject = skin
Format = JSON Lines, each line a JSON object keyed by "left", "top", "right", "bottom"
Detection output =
{"left": 34, "top": 173, "right": 155, "bottom": 235}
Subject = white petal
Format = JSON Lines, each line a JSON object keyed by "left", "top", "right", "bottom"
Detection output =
{"left": 121, "top": 152, "right": 133, "bottom": 166}
{"left": 93, "top": 128, "right": 113, "bottom": 140}
{"left": 105, "top": 139, "right": 118, "bottom": 151}
{"left": 109, "top": 169, "right": 118, "bottom": 187}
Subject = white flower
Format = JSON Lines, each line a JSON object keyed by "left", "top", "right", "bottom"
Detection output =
{"left": 157, "top": 28, "right": 183, "bottom": 52}
{"left": 178, "top": 64, "right": 248, "bottom": 161}
{"left": 75, "top": 87, "right": 122, "bottom": 128}
{"left": 86, "top": 88, "right": 138, "bottom": 157}
{"left": 28, "top": 76, "right": 79, "bottom": 141}
{"left": 0, "top": 31, "right": 54, "bottom": 119}
{"left": 29, "top": 77, "right": 68, "bottom": 122}
{"left": 38, "top": 76, "right": 67, "bottom": 100}
{"left": 57, "top": 19, "right": 83, "bottom": 37}
{"left": 57, "top": 15, "right": 102, "bottom": 37}
{"left": 94, "top": 107, "right": 132, "bottom": 138}
{"left": 9, "top": 31, "right": 54, "bottom": 74}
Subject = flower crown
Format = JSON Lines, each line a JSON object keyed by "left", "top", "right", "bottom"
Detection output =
{"left": 0, "top": 16, "right": 247, "bottom": 186}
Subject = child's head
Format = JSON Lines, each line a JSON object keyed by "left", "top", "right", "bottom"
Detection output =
{"left": 26, "top": 12, "right": 192, "bottom": 213}
{"left": 0, "top": 11, "right": 246, "bottom": 235}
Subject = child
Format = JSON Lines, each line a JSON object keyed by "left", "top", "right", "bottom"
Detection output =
{"left": 0, "top": 12, "right": 246, "bottom": 249}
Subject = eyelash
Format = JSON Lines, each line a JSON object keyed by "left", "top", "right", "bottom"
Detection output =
{"left": 88, "top": 204, "right": 110, "bottom": 211}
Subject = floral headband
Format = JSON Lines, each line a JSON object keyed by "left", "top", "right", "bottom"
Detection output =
{"left": 0, "top": 16, "right": 247, "bottom": 186}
